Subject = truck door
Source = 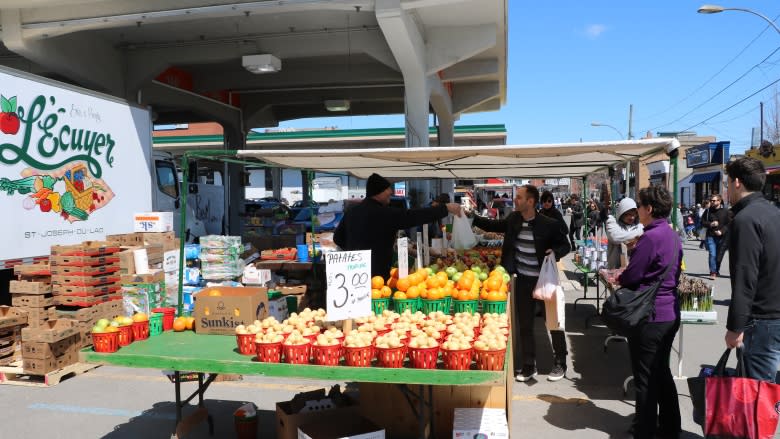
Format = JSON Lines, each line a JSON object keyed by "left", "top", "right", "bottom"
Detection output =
{"left": 153, "top": 158, "right": 206, "bottom": 241}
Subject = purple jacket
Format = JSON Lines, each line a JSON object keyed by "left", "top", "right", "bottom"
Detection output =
{"left": 618, "top": 218, "right": 682, "bottom": 322}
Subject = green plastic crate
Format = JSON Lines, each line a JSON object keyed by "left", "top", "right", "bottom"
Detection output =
{"left": 481, "top": 300, "right": 507, "bottom": 314}
{"left": 285, "top": 295, "right": 298, "bottom": 314}
{"left": 372, "top": 298, "right": 390, "bottom": 315}
{"left": 453, "top": 300, "right": 479, "bottom": 314}
{"left": 393, "top": 298, "right": 421, "bottom": 313}
{"left": 149, "top": 313, "right": 164, "bottom": 336}
{"left": 421, "top": 298, "right": 448, "bottom": 314}
{"left": 443, "top": 296, "right": 452, "bottom": 313}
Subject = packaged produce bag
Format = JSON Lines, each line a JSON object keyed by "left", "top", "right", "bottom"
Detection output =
{"left": 451, "top": 215, "right": 477, "bottom": 250}
{"left": 533, "top": 254, "right": 559, "bottom": 300}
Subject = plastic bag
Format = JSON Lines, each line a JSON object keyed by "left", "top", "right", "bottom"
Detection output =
{"left": 451, "top": 215, "right": 477, "bottom": 250}
{"left": 533, "top": 254, "right": 559, "bottom": 301}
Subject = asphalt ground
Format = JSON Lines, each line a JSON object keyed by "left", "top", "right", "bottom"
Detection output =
{"left": 0, "top": 232, "right": 754, "bottom": 438}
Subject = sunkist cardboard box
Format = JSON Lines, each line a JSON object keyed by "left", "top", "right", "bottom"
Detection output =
{"left": 193, "top": 286, "right": 269, "bottom": 335}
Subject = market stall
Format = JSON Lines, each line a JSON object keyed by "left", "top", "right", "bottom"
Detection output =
{"left": 76, "top": 138, "right": 682, "bottom": 439}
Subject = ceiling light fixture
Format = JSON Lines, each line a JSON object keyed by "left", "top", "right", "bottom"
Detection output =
{"left": 324, "top": 100, "right": 350, "bottom": 112}
{"left": 242, "top": 54, "right": 281, "bottom": 74}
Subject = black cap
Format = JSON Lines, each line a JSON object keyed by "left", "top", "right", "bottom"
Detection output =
{"left": 366, "top": 173, "right": 391, "bottom": 197}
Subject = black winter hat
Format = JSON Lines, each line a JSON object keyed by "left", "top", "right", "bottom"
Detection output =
{"left": 366, "top": 173, "right": 391, "bottom": 197}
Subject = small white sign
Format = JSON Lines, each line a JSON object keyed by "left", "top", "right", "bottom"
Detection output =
{"left": 397, "top": 237, "right": 408, "bottom": 278}
{"left": 325, "top": 250, "right": 371, "bottom": 321}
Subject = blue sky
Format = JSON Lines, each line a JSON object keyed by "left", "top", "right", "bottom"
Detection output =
{"left": 278, "top": 1, "right": 780, "bottom": 156}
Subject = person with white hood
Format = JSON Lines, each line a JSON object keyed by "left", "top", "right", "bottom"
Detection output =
{"left": 605, "top": 198, "right": 644, "bottom": 269}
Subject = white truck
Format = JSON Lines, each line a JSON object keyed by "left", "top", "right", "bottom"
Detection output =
{"left": 0, "top": 66, "right": 213, "bottom": 295}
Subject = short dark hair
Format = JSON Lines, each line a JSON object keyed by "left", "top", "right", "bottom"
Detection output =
{"left": 522, "top": 184, "right": 540, "bottom": 205}
{"left": 434, "top": 193, "right": 450, "bottom": 204}
{"left": 725, "top": 157, "right": 766, "bottom": 192}
{"left": 637, "top": 186, "right": 672, "bottom": 219}
{"left": 541, "top": 190, "right": 554, "bottom": 203}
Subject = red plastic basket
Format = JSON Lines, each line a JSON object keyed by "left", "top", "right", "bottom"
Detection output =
{"left": 343, "top": 345, "right": 374, "bottom": 367}
{"left": 441, "top": 347, "right": 474, "bottom": 370}
{"left": 255, "top": 341, "right": 282, "bottom": 363}
{"left": 92, "top": 331, "right": 119, "bottom": 353}
{"left": 117, "top": 324, "right": 134, "bottom": 346}
{"left": 282, "top": 342, "right": 311, "bottom": 365}
{"left": 374, "top": 344, "right": 407, "bottom": 368}
{"left": 152, "top": 307, "right": 176, "bottom": 331}
{"left": 132, "top": 321, "right": 150, "bottom": 340}
{"left": 474, "top": 348, "right": 507, "bottom": 371}
{"left": 311, "top": 343, "right": 342, "bottom": 366}
{"left": 236, "top": 333, "right": 257, "bottom": 355}
{"left": 408, "top": 345, "right": 440, "bottom": 369}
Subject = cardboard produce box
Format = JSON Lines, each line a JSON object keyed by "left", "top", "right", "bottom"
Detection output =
{"left": 452, "top": 408, "right": 509, "bottom": 439}
{"left": 0, "top": 306, "right": 28, "bottom": 330}
{"left": 133, "top": 212, "right": 174, "bottom": 233}
{"left": 21, "top": 319, "right": 79, "bottom": 343}
{"left": 297, "top": 412, "right": 384, "bottom": 439}
{"left": 193, "top": 286, "right": 269, "bottom": 335}
{"left": 277, "top": 389, "right": 362, "bottom": 439}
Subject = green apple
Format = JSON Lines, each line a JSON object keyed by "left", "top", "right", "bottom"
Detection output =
{"left": 445, "top": 266, "right": 457, "bottom": 278}
{"left": 478, "top": 272, "right": 488, "bottom": 281}
{"left": 91, "top": 325, "right": 106, "bottom": 334}
{"left": 495, "top": 265, "right": 507, "bottom": 274}
{"left": 452, "top": 272, "right": 463, "bottom": 283}
{"left": 502, "top": 273, "right": 511, "bottom": 283}
{"left": 426, "top": 267, "right": 435, "bottom": 276}
{"left": 429, "top": 263, "right": 439, "bottom": 273}
{"left": 471, "top": 265, "right": 482, "bottom": 274}
{"left": 96, "top": 319, "right": 110, "bottom": 329}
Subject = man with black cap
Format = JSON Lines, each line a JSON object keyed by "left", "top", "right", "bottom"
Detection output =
{"left": 334, "top": 173, "right": 462, "bottom": 278}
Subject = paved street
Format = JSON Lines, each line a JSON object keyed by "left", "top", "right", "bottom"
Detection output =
{"left": 0, "top": 235, "right": 748, "bottom": 438}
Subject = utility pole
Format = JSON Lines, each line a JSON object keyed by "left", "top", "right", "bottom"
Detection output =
{"left": 760, "top": 101, "right": 764, "bottom": 145}
{"left": 628, "top": 104, "right": 634, "bottom": 140}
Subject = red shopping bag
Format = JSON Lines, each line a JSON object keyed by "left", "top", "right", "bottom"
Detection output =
{"left": 695, "top": 348, "right": 780, "bottom": 439}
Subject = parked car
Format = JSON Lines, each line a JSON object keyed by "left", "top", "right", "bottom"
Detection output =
{"left": 290, "top": 199, "right": 320, "bottom": 219}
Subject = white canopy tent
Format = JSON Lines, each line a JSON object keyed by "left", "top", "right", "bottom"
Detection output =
{"left": 236, "top": 138, "right": 681, "bottom": 179}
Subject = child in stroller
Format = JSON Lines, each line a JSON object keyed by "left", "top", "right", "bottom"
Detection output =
{"left": 683, "top": 213, "right": 697, "bottom": 239}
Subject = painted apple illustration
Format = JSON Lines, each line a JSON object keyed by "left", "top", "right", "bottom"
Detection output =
{"left": 0, "top": 95, "right": 20, "bottom": 135}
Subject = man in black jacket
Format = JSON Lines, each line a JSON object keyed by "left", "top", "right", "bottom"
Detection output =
{"left": 568, "top": 194, "right": 584, "bottom": 250}
{"left": 700, "top": 193, "right": 730, "bottom": 279}
{"left": 724, "top": 157, "right": 780, "bottom": 383}
{"left": 334, "top": 173, "right": 462, "bottom": 278}
{"left": 471, "top": 184, "right": 571, "bottom": 382}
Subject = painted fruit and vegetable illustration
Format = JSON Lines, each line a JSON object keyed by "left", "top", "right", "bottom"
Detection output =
{"left": 0, "top": 95, "right": 20, "bottom": 135}
{"left": 1, "top": 163, "right": 114, "bottom": 222}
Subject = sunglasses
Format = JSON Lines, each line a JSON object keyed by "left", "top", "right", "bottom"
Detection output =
{"left": 710, "top": 199, "right": 719, "bottom": 202}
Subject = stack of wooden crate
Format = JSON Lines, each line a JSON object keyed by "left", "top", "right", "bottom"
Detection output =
{"left": 10, "top": 263, "right": 53, "bottom": 329}
{"left": 0, "top": 306, "right": 27, "bottom": 366}
{"left": 50, "top": 242, "right": 122, "bottom": 308}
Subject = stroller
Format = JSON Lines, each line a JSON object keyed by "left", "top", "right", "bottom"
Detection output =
{"left": 683, "top": 214, "right": 697, "bottom": 239}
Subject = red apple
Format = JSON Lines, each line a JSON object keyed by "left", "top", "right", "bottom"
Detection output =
{"left": 0, "top": 112, "right": 19, "bottom": 135}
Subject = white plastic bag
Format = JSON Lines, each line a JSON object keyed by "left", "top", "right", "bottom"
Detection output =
{"left": 532, "top": 254, "right": 559, "bottom": 301}
{"left": 451, "top": 215, "right": 477, "bottom": 250}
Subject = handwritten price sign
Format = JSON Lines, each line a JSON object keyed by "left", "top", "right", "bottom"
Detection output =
{"left": 325, "top": 250, "right": 371, "bottom": 321}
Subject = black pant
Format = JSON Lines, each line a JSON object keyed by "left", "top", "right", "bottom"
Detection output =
{"left": 569, "top": 225, "right": 581, "bottom": 249}
{"left": 628, "top": 319, "right": 681, "bottom": 439}
{"left": 514, "top": 276, "right": 568, "bottom": 371}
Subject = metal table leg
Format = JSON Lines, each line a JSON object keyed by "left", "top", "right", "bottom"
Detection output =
{"left": 172, "top": 371, "right": 218, "bottom": 438}
{"left": 397, "top": 384, "right": 434, "bottom": 439}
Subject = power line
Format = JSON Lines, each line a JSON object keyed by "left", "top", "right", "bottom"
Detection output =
{"left": 708, "top": 104, "right": 760, "bottom": 124}
{"left": 637, "top": 14, "right": 780, "bottom": 124}
{"left": 648, "top": 45, "right": 780, "bottom": 133}
{"left": 682, "top": 76, "right": 780, "bottom": 133}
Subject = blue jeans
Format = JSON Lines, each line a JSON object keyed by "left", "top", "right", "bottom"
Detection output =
{"left": 743, "top": 319, "right": 780, "bottom": 383}
{"left": 706, "top": 236, "right": 721, "bottom": 274}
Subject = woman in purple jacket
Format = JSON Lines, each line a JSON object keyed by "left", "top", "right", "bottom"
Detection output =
{"left": 618, "top": 186, "right": 682, "bottom": 439}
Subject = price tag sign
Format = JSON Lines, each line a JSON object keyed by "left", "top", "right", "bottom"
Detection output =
{"left": 325, "top": 250, "right": 371, "bottom": 321}
{"left": 397, "top": 237, "right": 409, "bottom": 278}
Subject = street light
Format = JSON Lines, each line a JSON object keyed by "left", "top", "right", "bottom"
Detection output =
{"left": 697, "top": 4, "right": 780, "bottom": 35}
{"left": 590, "top": 122, "right": 625, "bottom": 140}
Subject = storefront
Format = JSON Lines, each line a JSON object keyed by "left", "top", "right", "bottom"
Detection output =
{"left": 685, "top": 141, "right": 730, "bottom": 205}
{"left": 647, "top": 160, "right": 670, "bottom": 187}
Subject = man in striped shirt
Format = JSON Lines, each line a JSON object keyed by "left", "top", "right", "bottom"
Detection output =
{"left": 472, "top": 184, "right": 571, "bottom": 382}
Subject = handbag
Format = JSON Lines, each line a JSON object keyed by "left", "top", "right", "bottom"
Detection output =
{"left": 600, "top": 261, "right": 674, "bottom": 336}
{"left": 532, "top": 254, "right": 559, "bottom": 301}
{"left": 688, "top": 348, "right": 780, "bottom": 439}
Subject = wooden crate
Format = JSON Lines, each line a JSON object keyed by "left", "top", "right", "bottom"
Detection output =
{"left": 50, "top": 241, "right": 120, "bottom": 257}
{"left": 21, "top": 319, "right": 79, "bottom": 343}
{"left": 22, "top": 350, "right": 78, "bottom": 375}
{"left": 48, "top": 304, "right": 102, "bottom": 322}
{"left": 12, "top": 294, "right": 55, "bottom": 308}
{"left": 0, "top": 360, "right": 98, "bottom": 386}
{"left": 13, "top": 263, "right": 50, "bottom": 276}
{"left": 52, "top": 274, "right": 121, "bottom": 287}
{"left": 106, "top": 232, "right": 145, "bottom": 246}
{"left": 21, "top": 333, "right": 81, "bottom": 359}
{"left": 49, "top": 263, "right": 120, "bottom": 277}
{"left": 49, "top": 255, "right": 120, "bottom": 267}
{"left": 53, "top": 283, "right": 121, "bottom": 297}
{"left": 9, "top": 280, "right": 51, "bottom": 295}
{"left": 0, "top": 307, "right": 28, "bottom": 330}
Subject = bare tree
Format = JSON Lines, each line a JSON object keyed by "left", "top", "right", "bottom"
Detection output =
{"left": 764, "top": 87, "right": 780, "bottom": 145}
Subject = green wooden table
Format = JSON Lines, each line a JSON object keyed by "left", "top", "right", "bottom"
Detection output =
{"left": 80, "top": 331, "right": 509, "bottom": 438}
